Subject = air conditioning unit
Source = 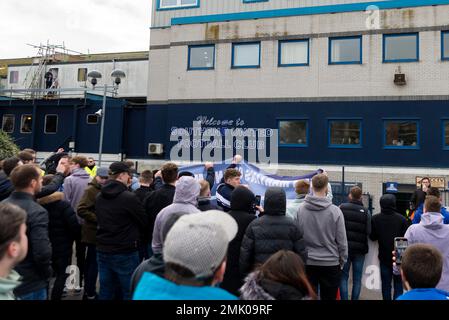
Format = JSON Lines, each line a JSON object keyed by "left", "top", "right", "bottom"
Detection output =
{"left": 148, "top": 143, "right": 164, "bottom": 155}
{"left": 394, "top": 73, "right": 406, "bottom": 86}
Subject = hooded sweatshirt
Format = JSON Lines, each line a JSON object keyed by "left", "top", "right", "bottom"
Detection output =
{"left": 370, "top": 194, "right": 408, "bottom": 265}
{"left": 405, "top": 212, "right": 449, "bottom": 292}
{"left": 295, "top": 194, "right": 348, "bottom": 267}
{"left": 95, "top": 180, "right": 148, "bottom": 254}
{"left": 286, "top": 194, "right": 306, "bottom": 220}
{"left": 151, "top": 176, "right": 200, "bottom": 254}
{"left": 63, "top": 168, "right": 91, "bottom": 215}
{"left": 0, "top": 270, "right": 21, "bottom": 300}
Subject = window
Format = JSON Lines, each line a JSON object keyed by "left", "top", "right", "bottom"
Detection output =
{"left": 329, "top": 120, "right": 362, "bottom": 148}
{"left": 188, "top": 45, "right": 215, "bottom": 70}
{"left": 442, "top": 31, "right": 449, "bottom": 60}
{"left": 44, "top": 115, "right": 58, "bottom": 134}
{"left": 9, "top": 71, "right": 18, "bottom": 84}
{"left": 20, "top": 115, "right": 32, "bottom": 134}
{"left": 384, "top": 120, "right": 419, "bottom": 149}
{"left": 443, "top": 121, "right": 449, "bottom": 149}
{"left": 329, "top": 36, "right": 362, "bottom": 64}
{"left": 78, "top": 68, "right": 87, "bottom": 82}
{"left": 232, "top": 42, "right": 261, "bottom": 68}
{"left": 158, "top": 0, "right": 198, "bottom": 10}
{"left": 86, "top": 114, "right": 99, "bottom": 124}
{"left": 383, "top": 33, "right": 419, "bottom": 63}
{"left": 1, "top": 115, "right": 14, "bottom": 133}
{"left": 279, "top": 120, "right": 308, "bottom": 147}
{"left": 278, "top": 40, "right": 309, "bottom": 67}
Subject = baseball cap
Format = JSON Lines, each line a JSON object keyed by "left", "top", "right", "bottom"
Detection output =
{"left": 163, "top": 210, "right": 238, "bottom": 279}
{"left": 109, "top": 162, "right": 131, "bottom": 175}
{"left": 96, "top": 167, "right": 109, "bottom": 178}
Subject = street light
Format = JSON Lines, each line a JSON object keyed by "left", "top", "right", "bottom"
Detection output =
{"left": 87, "top": 69, "right": 126, "bottom": 167}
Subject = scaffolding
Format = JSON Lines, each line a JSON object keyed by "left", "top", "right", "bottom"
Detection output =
{"left": 21, "top": 41, "right": 84, "bottom": 99}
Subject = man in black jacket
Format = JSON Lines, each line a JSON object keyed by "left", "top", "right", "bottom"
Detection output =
{"left": 95, "top": 162, "right": 148, "bottom": 300}
{"left": 370, "top": 193, "right": 408, "bottom": 300}
{"left": 2, "top": 164, "right": 52, "bottom": 300}
{"left": 240, "top": 187, "right": 307, "bottom": 277}
{"left": 221, "top": 186, "right": 257, "bottom": 296}
{"left": 339, "top": 186, "right": 371, "bottom": 300}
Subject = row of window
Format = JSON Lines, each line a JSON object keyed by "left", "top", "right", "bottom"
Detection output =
{"left": 9, "top": 68, "right": 88, "bottom": 85}
{"left": 279, "top": 119, "right": 449, "bottom": 150}
{"left": 157, "top": 0, "right": 268, "bottom": 10}
{"left": 1, "top": 113, "right": 99, "bottom": 134}
{"left": 187, "top": 32, "right": 449, "bottom": 70}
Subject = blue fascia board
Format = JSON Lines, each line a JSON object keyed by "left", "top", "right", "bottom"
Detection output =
{"left": 171, "top": 0, "right": 449, "bottom": 26}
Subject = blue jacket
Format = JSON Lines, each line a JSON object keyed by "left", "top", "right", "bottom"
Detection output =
{"left": 397, "top": 288, "right": 449, "bottom": 300}
{"left": 412, "top": 204, "right": 449, "bottom": 224}
{"left": 133, "top": 272, "right": 238, "bottom": 300}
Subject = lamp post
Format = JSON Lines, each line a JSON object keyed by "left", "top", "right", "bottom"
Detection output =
{"left": 87, "top": 69, "right": 126, "bottom": 167}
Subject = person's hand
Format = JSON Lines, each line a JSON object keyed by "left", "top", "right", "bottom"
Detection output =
{"left": 56, "top": 159, "right": 69, "bottom": 175}
{"left": 204, "top": 162, "right": 213, "bottom": 169}
{"left": 232, "top": 154, "right": 242, "bottom": 164}
{"left": 392, "top": 250, "right": 400, "bottom": 276}
{"left": 255, "top": 205, "right": 264, "bottom": 213}
{"left": 154, "top": 170, "right": 162, "bottom": 179}
{"left": 57, "top": 148, "right": 64, "bottom": 153}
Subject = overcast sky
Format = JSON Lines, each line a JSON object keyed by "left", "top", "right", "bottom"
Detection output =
{"left": 0, "top": 0, "right": 151, "bottom": 59}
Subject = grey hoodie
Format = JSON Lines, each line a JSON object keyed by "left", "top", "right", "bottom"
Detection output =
{"left": 405, "top": 212, "right": 449, "bottom": 291}
{"left": 151, "top": 176, "right": 201, "bottom": 254}
{"left": 295, "top": 195, "right": 348, "bottom": 267}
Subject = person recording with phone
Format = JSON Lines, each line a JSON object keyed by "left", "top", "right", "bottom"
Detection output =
{"left": 403, "top": 195, "right": 449, "bottom": 292}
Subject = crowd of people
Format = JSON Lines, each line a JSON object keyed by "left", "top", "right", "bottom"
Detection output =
{"left": 1, "top": 149, "right": 449, "bottom": 301}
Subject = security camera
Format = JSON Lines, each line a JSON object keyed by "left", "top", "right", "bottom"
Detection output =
{"left": 95, "top": 109, "right": 102, "bottom": 117}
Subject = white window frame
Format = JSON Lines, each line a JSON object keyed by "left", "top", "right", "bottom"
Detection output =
{"left": 158, "top": 0, "right": 199, "bottom": 10}
{"left": 20, "top": 114, "right": 32, "bottom": 134}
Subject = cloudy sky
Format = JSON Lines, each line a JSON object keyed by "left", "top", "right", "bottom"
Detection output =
{"left": 0, "top": 0, "right": 151, "bottom": 59}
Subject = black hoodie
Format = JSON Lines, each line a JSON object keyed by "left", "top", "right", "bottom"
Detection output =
{"left": 95, "top": 180, "right": 149, "bottom": 254}
{"left": 370, "top": 194, "right": 409, "bottom": 264}
{"left": 239, "top": 187, "right": 307, "bottom": 276}
{"left": 0, "top": 170, "right": 14, "bottom": 201}
{"left": 221, "top": 186, "right": 257, "bottom": 296}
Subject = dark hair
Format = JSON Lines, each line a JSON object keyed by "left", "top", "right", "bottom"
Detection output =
{"left": 224, "top": 168, "right": 241, "bottom": 181}
{"left": 70, "top": 156, "right": 89, "bottom": 168}
{"left": 424, "top": 195, "right": 441, "bottom": 213}
{"left": 178, "top": 171, "right": 194, "bottom": 178}
{"left": 2, "top": 157, "right": 21, "bottom": 176}
{"left": 427, "top": 187, "right": 440, "bottom": 198}
{"left": 18, "top": 151, "right": 34, "bottom": 163}
{"left": 164, "top": 257, "right": 225, "bottom": 287}
{"left": 139, "top": 170, "right": 153, "bottom": 184}
{"left": 401, "top": 244, "right": 443, "bottom": 289}
{"left": 350, "top": 186, "right": 362, "bottom": 200}
{"left": 312, "top": 174, "right": 328, "bottom": 191}
{"left": 10, "top": 164, "right": 40, "bottom": 190}
{"left": 161, "top": 162, "right": 178, "bottom": 184}
{"left": 420, "top": 177, "right": 431, "bottom": 189}
{"left": 258, "top": 250, "right": 317, "bottom": 300}
{"left": 0, "top": 203, "right": 27, "bottom": 260}
{"left": 42, "top": 174, "right": 55, "bottom": 186}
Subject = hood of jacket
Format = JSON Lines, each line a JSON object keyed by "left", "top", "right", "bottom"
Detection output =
{"left": 263, "top": 187, "right": 286, "bottom": 216}
{"left": 173, "top": 176, "right": 200, "bottom": 206}
{"left": 100, "top": 180, "right": 128, "bottom": 199}
{"left": 303, "top": 194, "right": 332, "bottom": 211}
{"left": 0, "top": 270, "right": 21, "bottom": 298}
{"left": 380, "top": 194, "right": 397, "bottom": 214}
{"left": 230, "top": 186, "right": 255, "bottom": 212}
{"left": 70, "top": 168, "right": 91, "bottom": 180}
{"left": 420, "top": 212, "right": 444, "bottom": 230}
{"left": 37, "top": 191, "right": 64, "bottom": 206}
{"left": 240, "top": 272, "right": 275, "bottom": 300}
